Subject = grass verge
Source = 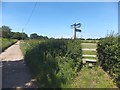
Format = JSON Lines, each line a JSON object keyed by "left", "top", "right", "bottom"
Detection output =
{"left": 68, "top": 66, "right": 117, "bottom": 88}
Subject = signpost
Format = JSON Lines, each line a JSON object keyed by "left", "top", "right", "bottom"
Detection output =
{"left": 71, "top": 23, "right": 82, "bottom": 40}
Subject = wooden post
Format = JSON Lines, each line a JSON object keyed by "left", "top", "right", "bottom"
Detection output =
{"left": 71, "top": 23, "right": 81, "bottom": 40}
{"left": 74, "top": 27, "right": 76, "bottom": 40}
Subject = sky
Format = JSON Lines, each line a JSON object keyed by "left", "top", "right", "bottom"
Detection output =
{"left": 118, "top": 1, "right": 120, "bottom": 36}
{"left": 1, "top": 2, "right": 118, "bottom": 39}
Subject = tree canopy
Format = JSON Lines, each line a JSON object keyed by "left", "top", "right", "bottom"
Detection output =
{"left": 0, "top": 25, "right": 28, "bottom": 40}
{"left": 30, "top": 33, "right": 48, "bottom": 40}
{"left": 0, "top": 25, "right": 48, "bottom": 40}
{"left": 0, "top": 25, "right": 12, "bottom": 38}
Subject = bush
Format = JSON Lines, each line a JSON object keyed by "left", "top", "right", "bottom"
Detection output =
{"left": 97, "top": 36, "right": 120, "bottom": 88}
{"left": 21, "top": 39, "right": 82, "bottom": 88}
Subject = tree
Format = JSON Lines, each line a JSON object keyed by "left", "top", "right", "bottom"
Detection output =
{"left": 80, "top": 38, "right": 85, "bottom": 40}
{"left": 30, "top": 33, "right": 49, "bottom": 40}
{"left": 86, "top": 38, "right": 93, "bottom": 40}
{"left": 0, "top": 25, "right": 29, "bottom": 39}
{"left": 38, "top": 35, "right": 48, "bottom": 40}
{"left": 0, "top": 25, "right": 12, "bottom": 38}
{"left": 12, "top": 32, "right": 22, "bottom": 40}
{"left": 11, "top": 32, "right": 28, "bottom": 40}
{"left": 30, "top": 33, "right": 39, "bottom": 39}
{"left": 22, "top": 33, "right": 28, "bottom": 40}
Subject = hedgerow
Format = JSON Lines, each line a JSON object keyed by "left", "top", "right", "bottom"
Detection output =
{"left": 97, "top": 36, "right": 120, "bottom": 88}
{"left": 20, "top": 39, "right": 82, "bottom": 88}
{"left": 0, "top": 38, "right": 17, "bottom": 52}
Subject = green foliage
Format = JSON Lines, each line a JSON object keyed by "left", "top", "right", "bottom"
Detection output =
{"left": 20, "top": 39, "right": 41, "bottom": 55}
{"left": 97, "top": 36, "right": 120, "bottom": 88}
{"left": 30, "top": 33, "right": 39, "bottom": 39}
{"left": 68, "top": 67, "right": 116, "bottom": 88}
{"left": 30, "top": 33, "right": 48, "bottom": 40}
{"left": 0, "top": 25, "right": 28, "bottom": 40}
{"left": 0, "top": 25, "right": 12, "bottom": 38}
{"left": 0, "top": 38, "right": 17, "bottom": 52}
{"left": 20, "top": 39, "right": 82, "bottom": 88}
{"left": 11, "top": 32, "right": 28, "bottom": 40}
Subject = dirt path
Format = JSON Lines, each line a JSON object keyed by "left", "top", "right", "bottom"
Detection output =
{"left": 0, "top": 41, "right": 37, "bottom": 88}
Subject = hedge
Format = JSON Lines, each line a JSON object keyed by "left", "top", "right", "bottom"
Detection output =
{"left": 20, "top": 39, "right": 82, "bottom": 88}
{"left": 97, "top": 36, "right": 120, "bottom": 88}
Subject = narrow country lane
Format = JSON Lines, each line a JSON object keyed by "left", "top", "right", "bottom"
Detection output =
{"left": 0, "top": 41, "right": 23, "bottom": 61}
{"left": 0, "top": 41, "right": 37, "bottom": 88}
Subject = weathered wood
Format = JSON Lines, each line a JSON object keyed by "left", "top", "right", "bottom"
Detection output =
{"left": 82, "top": 49, "right": 96, "bottom": 51}
{"left": 83, "top": 55, "right": 96, "bottom": 57}
{"left": 82, "top": 59, "right": 97, "bottom": 63}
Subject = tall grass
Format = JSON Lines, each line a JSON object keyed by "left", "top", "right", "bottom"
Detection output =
{"left": 0, "top": 38, "right": 17, "bottom": 52}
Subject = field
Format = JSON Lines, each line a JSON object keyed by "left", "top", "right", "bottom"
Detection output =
{"left": 81, "top": 40, "right": 99, "bottom": 43}
{"left": 81, "top": 43, "right": 97, "bottom": 49}
{"left": 0, "top": 38, "right": 17, "bottom": 52}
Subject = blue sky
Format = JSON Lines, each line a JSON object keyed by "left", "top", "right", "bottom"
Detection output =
{"left": 2, "top": 2, "right": 118, "bottom": 39}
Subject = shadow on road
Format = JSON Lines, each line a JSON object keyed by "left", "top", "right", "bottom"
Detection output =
{"left": 2, "top": 60, "right": 37, "bottom": 88}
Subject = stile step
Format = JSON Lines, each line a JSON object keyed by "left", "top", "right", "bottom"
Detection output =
{"left": 82, "top": 49, "right": 96, "bottom": 51}
{"left": 82, "top": 59, "right": 97, "bottom": 63}
{"left": 82, "top": 55, "right": 96, "bottom": 57}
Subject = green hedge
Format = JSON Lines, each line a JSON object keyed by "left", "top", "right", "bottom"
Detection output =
{"left": 97, "top": 36, "right": 120, "bottom": 88}
{"left": 21, "top": 39, "right": 82, "bottom": 88}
